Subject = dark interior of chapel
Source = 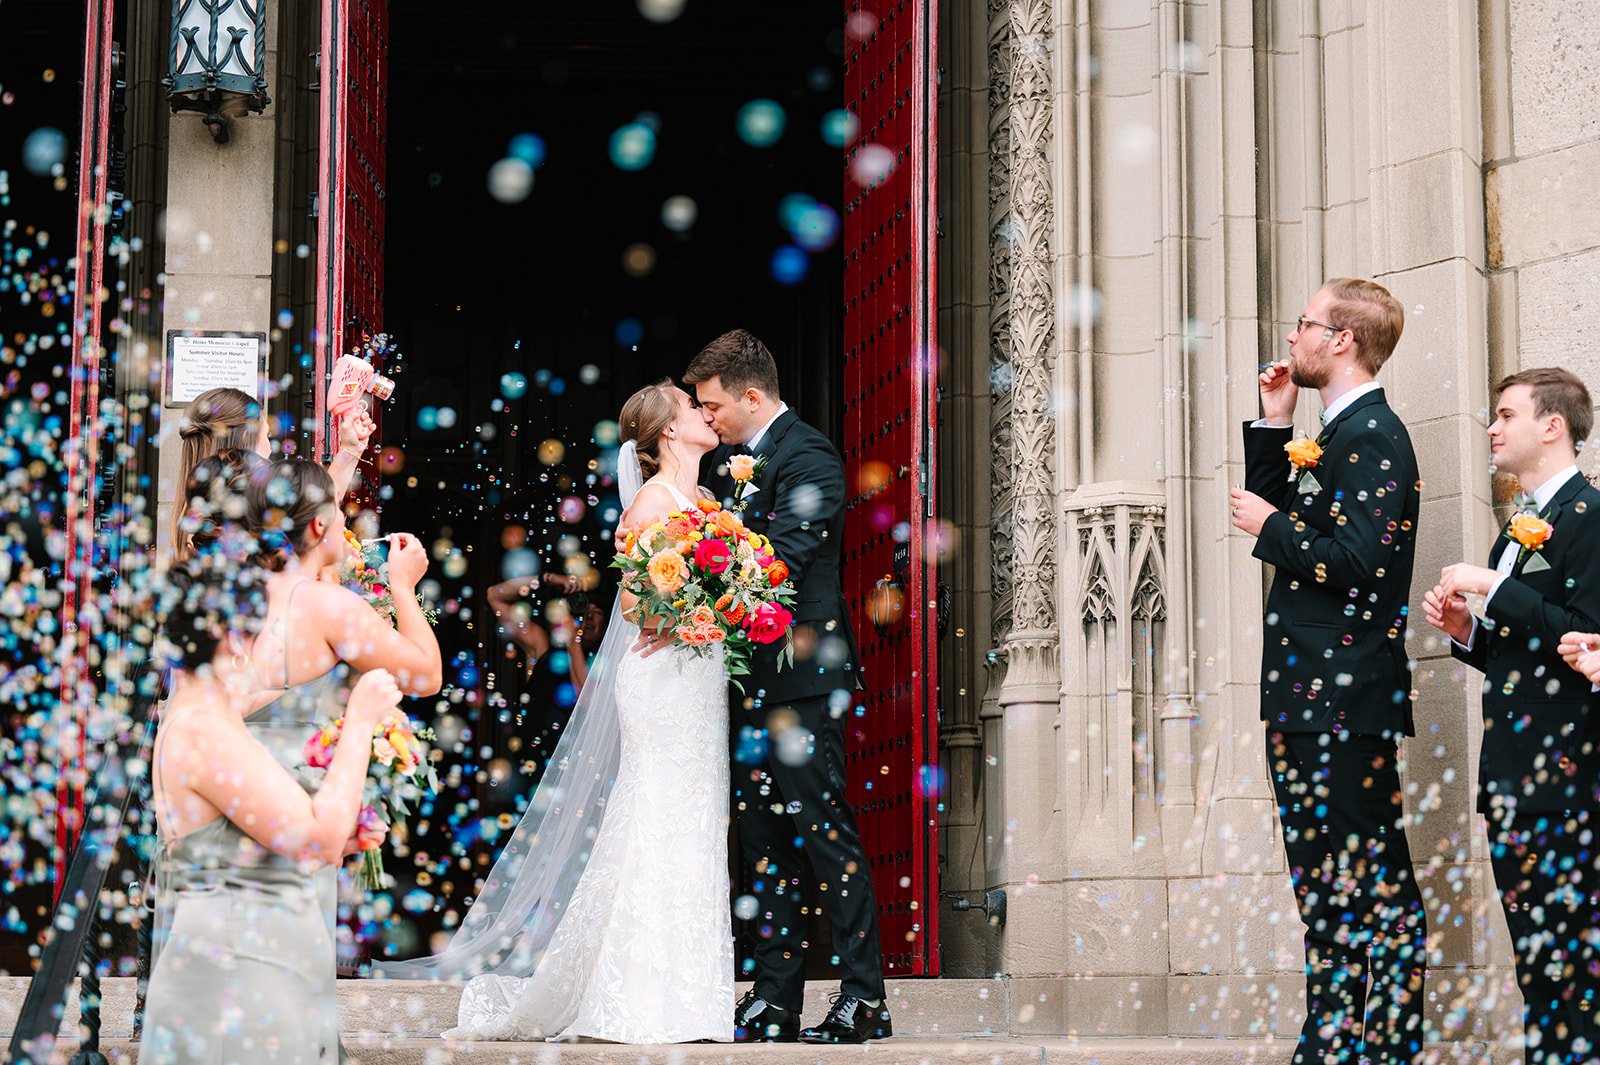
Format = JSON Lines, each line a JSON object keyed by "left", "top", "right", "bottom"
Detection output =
{"left": 373, "top": 0, "right": 846, "bottom": 967}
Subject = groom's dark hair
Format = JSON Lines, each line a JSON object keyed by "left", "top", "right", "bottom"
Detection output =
{"left": 684, "top": 329, "right": 781, "bottom": 400}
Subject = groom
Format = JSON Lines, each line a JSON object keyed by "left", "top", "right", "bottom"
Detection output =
{"left": 684, "top": 329, "right": 890, "bottom": 1044}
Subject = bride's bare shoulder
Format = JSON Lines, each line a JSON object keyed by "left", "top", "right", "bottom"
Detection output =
{"left": 621, "top": 482, "right": 678, "bottom": 527}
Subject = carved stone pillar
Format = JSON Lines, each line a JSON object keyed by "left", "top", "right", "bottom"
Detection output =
{"left": 988, "top": 0, "right": 1062, "bottom": 974}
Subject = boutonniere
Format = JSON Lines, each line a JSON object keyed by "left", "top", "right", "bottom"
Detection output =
{"left": 1506, "top": 510, "right": 1554, "bottom": 571}
{"left": 1284, "top": 437, "right": 1324, "bottom": 494}
{"left": 728, "top": 453, "right": 768, "bottom": 513}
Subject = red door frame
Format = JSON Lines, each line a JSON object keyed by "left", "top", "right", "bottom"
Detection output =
{"left": 55, "top": 0, "right": 118, "bottom": 893}
{"left": 841, "top": 0, "right": 941, "bottom": 976}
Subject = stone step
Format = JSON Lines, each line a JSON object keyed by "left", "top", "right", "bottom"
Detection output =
{"left": 10, "top": 1035, "right": 1506, "bottom": 1065}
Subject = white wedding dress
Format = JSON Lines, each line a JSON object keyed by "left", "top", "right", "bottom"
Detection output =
{"left": 445, "top": 479, "right": 734, "bottom": 1043}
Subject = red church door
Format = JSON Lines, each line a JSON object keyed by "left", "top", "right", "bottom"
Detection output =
{"left": 314, "top": 0, "right": 388, "bottom": 492}
{"left": 840, "top": 0, "right": 941, "bottom": 976}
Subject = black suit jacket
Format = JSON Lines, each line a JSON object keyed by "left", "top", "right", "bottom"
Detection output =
{"left": 702, "top": 409, "right": 860, "bottom": 705}
{"left": 1450, "top": 473, "right": 1600, "bottom": 816}
{"left": 1243, "top": 388, "right": 1420, "bottom": 736}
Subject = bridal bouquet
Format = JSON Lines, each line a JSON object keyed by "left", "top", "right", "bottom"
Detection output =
{"left": 337, "top": 529, "right": 438, "bottom": 627}
{"left": 614, "top": 497, "right": 797, "bottom": 688}
{"left": 303, "top": 710, "right": 440, "bottom": 890}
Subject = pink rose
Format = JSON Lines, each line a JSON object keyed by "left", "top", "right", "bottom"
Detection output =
{"left": 355, "top": 805, "right": 388, "bottom": 851}
{"left": 302, "top": 727, "right": 337, "bottom": 770}
{"left": 745, "top": 602, "right": 793, "bottom": 645}
{"left": 693, "top": 537, "right": 734, "bottom": 575}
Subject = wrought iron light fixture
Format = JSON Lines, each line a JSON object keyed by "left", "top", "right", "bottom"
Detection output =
{"left": 164, "top": 0, "right": 270, "bottom": 143}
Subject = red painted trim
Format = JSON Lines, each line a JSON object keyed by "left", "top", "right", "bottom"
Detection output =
{"left": 55, "top": 0, "right": 116, "bottom": 895}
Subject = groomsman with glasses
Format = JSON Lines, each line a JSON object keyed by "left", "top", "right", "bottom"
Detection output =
{"left": 1425, "top": 367, "right": 1600, "bottom": 1064}
{"left": 1231, "top": 278, "right": 1426, "bottom": 1062}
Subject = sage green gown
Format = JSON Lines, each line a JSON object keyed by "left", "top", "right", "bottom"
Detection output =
{"left": 139, "top": 776, "right": 338, "bottom": 1065}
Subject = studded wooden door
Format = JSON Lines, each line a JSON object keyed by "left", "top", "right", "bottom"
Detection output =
{"left": 315, "top": 0, "right": 387, "bottom": 493}
{"left": 841, "top": 0, "right": 940, "bottom": 976}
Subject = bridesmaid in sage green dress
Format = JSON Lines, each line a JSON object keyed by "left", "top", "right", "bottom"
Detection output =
{"left": 139, "top": 556, "right": 404, "bottom": 1065}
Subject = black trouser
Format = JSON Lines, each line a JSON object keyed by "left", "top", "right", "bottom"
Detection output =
{"left": 734, "top": 691, "right": 884, "bottom": 1011}
{"left": 1266, "top": 729, "right": 1426, "bottom": 1063}
{"left": 1486, "top": 810, "right": 1600, "bottom": 1064}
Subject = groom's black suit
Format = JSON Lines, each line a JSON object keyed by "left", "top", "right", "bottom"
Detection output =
{"left": 703, "top": 408, "right": 883, "bottom": 1011}
{"left": 1450, "top": 470, "right": 1600, "bottom": 1058}
{"left": 1243, "top": 388, "right": 1425, "bottom": 1062}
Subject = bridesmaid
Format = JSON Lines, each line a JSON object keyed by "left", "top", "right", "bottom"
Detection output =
{"left": 140, "top": 554, "right": 403, "bottom": 1065}
{"left": 241, "top": 458, "right": 441, "bottom": 962}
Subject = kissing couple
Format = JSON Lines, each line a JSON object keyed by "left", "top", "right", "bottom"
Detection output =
{"left": 378, "top": 330, "right": 893, "bottom": 1045}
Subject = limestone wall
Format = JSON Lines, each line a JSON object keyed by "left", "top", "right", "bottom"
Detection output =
{"left": 951, "top": 0, "right": 1600, "bottom": 1048}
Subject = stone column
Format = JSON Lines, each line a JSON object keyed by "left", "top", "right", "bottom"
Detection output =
{"left": 154, "top": 11, "right": 280, "bottom": 553}
{"left": 987, "top": 0, "right": 1065, "bottom": 984}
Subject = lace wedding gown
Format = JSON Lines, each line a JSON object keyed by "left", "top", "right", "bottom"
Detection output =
{"left": 446, "top": 481, "right": 733, "bottom": 1043}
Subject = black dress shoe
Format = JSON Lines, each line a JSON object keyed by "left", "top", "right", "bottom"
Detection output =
{"left": 733, "top": 989, "right": 801, "bottom": 1042}
{"left": 799, "top": 993, "right": 893, "bottom": 1044}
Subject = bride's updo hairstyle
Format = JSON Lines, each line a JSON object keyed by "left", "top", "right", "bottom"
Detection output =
{"left": 245, "top": 457, "right": 337, "bottom": 571}
{"left": 618, "top": 377, "right": 677, "bottom": 480}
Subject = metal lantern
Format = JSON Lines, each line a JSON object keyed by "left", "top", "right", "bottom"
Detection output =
{"left": 164, "top": 0, "right": 270, "bottom": 142}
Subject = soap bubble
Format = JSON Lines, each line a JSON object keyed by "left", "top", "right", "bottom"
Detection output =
{"left": 638, "top": 0, "right": 688, "bottom": 21}
{"left": 609, "top": 123, "right": 657, "bottom": 170}
{"left": 736, "top": 100, "right": 786, "bottom": 147}
{"left": 22, "top": 127, "right": 66, "bottom": 176}
{"left": 770, "top": 246, "right": 808, "bottom": 286}
{"left": 820, "top": 109, "right": 860, "bottom": 148}
{"left": 622, "top": 243, "right": 657, "bottom": 277}
{"left": 487, "top": 157, "right": 534, "bottom": 203}
{"left": 849, "top": 143, "right": 895, "bottom": 186}
{"left": 661, "top": 194, "right": 698, "bottom": 232}
{"left": 615, "top": 318, "right": 645, "bottom": 347}
{"left": 508, "top": 132, "right": 547, "bottom": 168}
{"left": 790, "top": 203, "right": 839, "bottom": 251}
{"left": 500, "top": 372, "right": 528, "bottom": 399}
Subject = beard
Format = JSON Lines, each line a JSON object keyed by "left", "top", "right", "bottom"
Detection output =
{"left": 1288, "top": 351, "right": 1330, "bottom": 389}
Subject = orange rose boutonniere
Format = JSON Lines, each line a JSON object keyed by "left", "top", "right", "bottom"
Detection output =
{"left": 1284, "top": 437, "right": 1323, "bottom": 471}
{"left": 1506, "top": 510, "right": 1554, "bottom": 570}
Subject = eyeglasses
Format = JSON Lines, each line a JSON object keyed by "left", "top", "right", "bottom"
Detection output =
{"left": 1296, "top": 316, "right": 1346, "bottom": 336}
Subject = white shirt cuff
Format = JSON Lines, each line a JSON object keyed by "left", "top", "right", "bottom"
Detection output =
{"left": 1251, "top": 418, "right": 1294, "bottom": 429}
{"left": 1451, "top": 628, "right": 1475, "bottom": 653}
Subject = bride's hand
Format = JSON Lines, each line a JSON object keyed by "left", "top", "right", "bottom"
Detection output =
{"left": 632, "top": 621, "right": 676, "bottom": 658}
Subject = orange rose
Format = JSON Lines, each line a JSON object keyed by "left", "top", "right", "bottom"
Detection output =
{"left": 689, "top": 604, "right": 719, "bottom": 629}
{"left": 1284, "top": 437, "right": 1323, "bottom": 470}
{"left": 714, "top": 509, "right": 745, "bottom": 536}
{"left": 1509, "top": 512, "right": 1553, "bottom": 552}
{"left": 696, "top": 498, "right": 722, "bottom": 513}
{"left": 647, "top": 550, "right": 689, "bottom": 594}
{"left": 765, "top": 560, "right": 790, "bottom": 586}
{"left": 729, "top": 454, "right": 758, "bottom": 482}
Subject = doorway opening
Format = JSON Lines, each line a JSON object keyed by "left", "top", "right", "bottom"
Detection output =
{"left": 374, "top": 0, "right": 847, "bottom": 971}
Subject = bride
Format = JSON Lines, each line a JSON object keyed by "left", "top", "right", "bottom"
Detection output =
{"left": 377, "top": 378, "right": 732, "bottom": 1043}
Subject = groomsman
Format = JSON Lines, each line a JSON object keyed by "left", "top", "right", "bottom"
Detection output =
{"left": 1424, "top": 368, "right": 1600, "bottom": 1063}
{"left": 1230, "top": 278, "right": 1426, "bottom": 1062}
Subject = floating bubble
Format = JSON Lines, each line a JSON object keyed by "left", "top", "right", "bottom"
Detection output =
{"left": 1111, "top": 122, "right": 1158, "bottom": 166}
{"left": 487, "top": 157, "right": 534, "bottom": 204}
{"left": 1172, "top": 40, "right": 1205, "bottom": 75}
{"left": 22, "top": 127, "right": 66, "bottom": 177}
{"left": 593, "top": 419, "right": 621, "bottom": 447}
{"left": 609, "top": 123, "right": 657, "bottom": 170}
{"left": 868, "top": 583, "right": 905, "bottom": 629}
{"left": 579, "top": 364, "right": 601, "bottom": 385}
{"left": 845, "top": 10, "right": 876, "bottom": 40}
{"left": 770, "top": 246, "right": 808, "bottom": 286}
{"left": 502, "top": 548, "right": 540, "bottom": 579}
{"left": 615, "top": 318, "right": 645, "bottom": 347}
{"left": 417, "top": 406, "right": 439, "bottom": 431}
{"left": 637, "top": 0, "right": 687, "bottom": 21}
{"left": 507, "top": 132, "right": 547, "bottom": 168}
{"left": 778, "top": 192, "right": 817, "bottom": 232}
{"left": 1064, "top": 284, "right": 1104, "bottom": 329}
{"left": 538, "top": 439, "right": 567, "bottom": 466}
{"left": 443, "top": 553, "right": 469, "bottom": 580}
{"left": 661, "top": 195, "right": 698, "bottom": 232}
{"left": 500, "top": 372, "right": 528, "bottom": 399}
{"left": 622, "top": 243, "right": 657, "bottom": 277}
{"left": 849, "top": 143, "right": 895, "bottom": 186}
{"left": 379, "top": 446, "right": 405, "bottom": 474}
{"left": 559, "top": 496, "right": 586, "bottom": 523}
{"left": 925, "top": 519, "right": 960, "bottom": 563}
{"left": 820, "top": 109, "right": 859, "bottom": 148}
{"left": 733, "top": 894, "right": 760, "bottom": 921}
{"left": 791, "top": 203, "right": 839, "bottom": 251}
{"left": 857, "top": 460, "right": 893, "bottom": 496}
{"left": 736, "top": 100, "right": 786, "bottom": 147}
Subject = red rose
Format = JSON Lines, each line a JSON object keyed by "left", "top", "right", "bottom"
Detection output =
{"left": 693, "top": 537, "right": 734, "bottom": 575}
{"left": 745, "top": 602, "right": 793, "bottom": 645}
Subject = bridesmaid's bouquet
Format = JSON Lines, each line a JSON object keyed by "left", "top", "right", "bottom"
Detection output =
{"left": 303, "top": 710, "right": 440, "bottom": 889}
{"left": 614, "top": 497, "right": 797, "bottom": 688}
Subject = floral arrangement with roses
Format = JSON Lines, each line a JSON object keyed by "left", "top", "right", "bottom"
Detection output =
{"left": 613, "top": 496, "right": 797, "bottom": 689}
{"left": 336, "top": 528, "right": 438, "bottom": 627}
{"left": 302, "top": 709, "right": 439, "bottom": 889}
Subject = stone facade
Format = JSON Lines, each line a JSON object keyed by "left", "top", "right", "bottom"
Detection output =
{"left": 937, "top": 0, "right": 1600, "bottom": 1052}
